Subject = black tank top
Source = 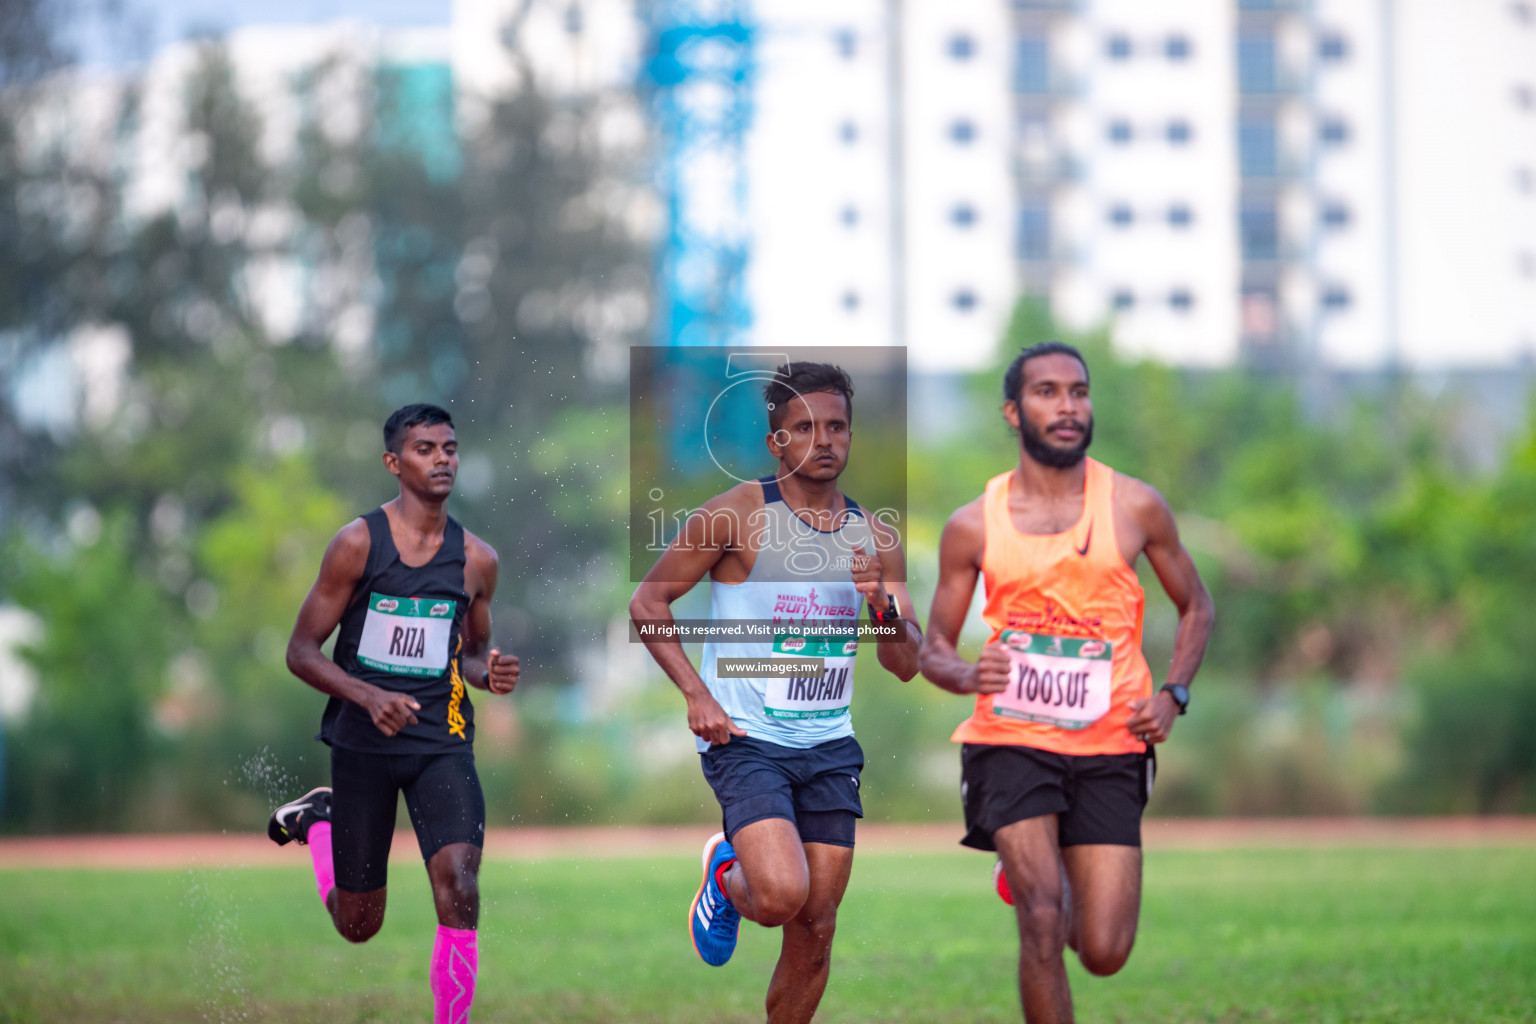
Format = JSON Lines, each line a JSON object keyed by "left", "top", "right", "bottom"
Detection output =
{"left": 320, "top": 507, "right": 475, "bottom": 754}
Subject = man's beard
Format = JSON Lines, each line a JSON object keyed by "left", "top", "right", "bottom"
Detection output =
{"left": 1020, "top": 416, "right": 1093, "bottom": 468}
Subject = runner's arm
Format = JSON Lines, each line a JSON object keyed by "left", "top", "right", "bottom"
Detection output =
{"left": 461, "top": 533, "right": 519, "bottom": 695}
{"left": 286, "top": 520, "right": 422, "bottom": 736}
{"left": 1122, "top": 480, "right": 1214, "bottom": 743}
{"left": 918, "top": 501, "right": 1010, "bottom": 695}
{"left": 629, "top": 490, "right": 751, "bottom": 745}
{"left": 856, "top": 515, "right": 921, "bottom": 680}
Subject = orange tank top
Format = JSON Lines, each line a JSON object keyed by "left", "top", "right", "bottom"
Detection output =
{"left": 950, "top": 458, "right": 1153, "bottom": 755}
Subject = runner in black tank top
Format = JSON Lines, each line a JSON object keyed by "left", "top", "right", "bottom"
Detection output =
{"left": 267, "top": 404, "right": 521, "bottom": 1024}
{"left": 323, "top": 507, "right": 474, "bottom": 753}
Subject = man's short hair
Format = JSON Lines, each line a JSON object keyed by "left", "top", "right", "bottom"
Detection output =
{"left": 763, "top": 362, "right": 854, "bottom": 431}
{"left": 1002, "top": 341, "right": 1089, "bottom": 406}
{"left": 383, "top": 403, "right": 454, "bottom": 454}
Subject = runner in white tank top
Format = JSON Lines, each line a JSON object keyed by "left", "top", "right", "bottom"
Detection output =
{"left": 631, "top": 362, "right": 922, "bottom": 1021}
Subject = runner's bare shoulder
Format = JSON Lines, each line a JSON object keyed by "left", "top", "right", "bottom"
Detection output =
{"left": 462, "top": 529, "right": 500, "bottom": 593}
{"left": 1111, "top": 472, "right": 1172, "bottom": 525}
{"left": 687, "top": 479, "right": 765, "bottom": 550}
{"left": 940, "top": 496, "right": 987, "bottom": 565}
{"left": 321, "top": 518, "right": 372, "bottom": 580}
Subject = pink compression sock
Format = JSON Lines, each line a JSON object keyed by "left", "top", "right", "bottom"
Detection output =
{"left": 431, "top": 925, "right": 479, "bottom": 1024}
{"left": 307, "top": 821, "right": 335, "bottom": 906}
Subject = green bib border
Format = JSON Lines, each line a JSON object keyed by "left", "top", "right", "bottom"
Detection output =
{"left": 367, "top": 592, "right": 457, "bottom": 619}
{"left": 998, "top": 629, "right": 1112, "bottom": 661}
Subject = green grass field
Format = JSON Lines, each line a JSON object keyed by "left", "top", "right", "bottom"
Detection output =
{"left": 2, "top": 846, "right": 1533, "bottom": 1023}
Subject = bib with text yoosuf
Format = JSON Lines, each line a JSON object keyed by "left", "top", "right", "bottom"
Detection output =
{"left": 356, "top": 592, "right": 456, "bottom": 677}
{"left": 990, "top": 629, "right": 1113, "bottom": 730}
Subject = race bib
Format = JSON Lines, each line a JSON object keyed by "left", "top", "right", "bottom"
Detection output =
{"left": 990, "top": 629, "right": 1112, "bottom": 730}
{"left": 356, "top": 592, "right": 456, "bottom": 677}
{"left": 763, "top": 632, "right": 858, "bottom": 720}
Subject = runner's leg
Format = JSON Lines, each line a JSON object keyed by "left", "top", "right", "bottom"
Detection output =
{"left": 426, "top": 844, "right": 481, "bottom": 1024}
{"left": 329, "top": 747, "right": 397, "bottom": 943}
{"left": 405, "top": 752, "right": 485, "bottom": 1024}
{"left": 763, "top": 840, "right": 854, "bottom": 1024}
{"left": 994, "top": 815, "right": 1073, "bottom": 1024}
{"left": 1059, "top": 844, "right": 1141, "bottom": 977}
{"left": 722, "top": 816, "right": 810, "bottom": 926}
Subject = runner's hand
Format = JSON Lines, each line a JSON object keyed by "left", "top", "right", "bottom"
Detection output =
{"left": 1125, "top": 692, "right": 1178, "bottom": 745}
{"left": 687, "top": 691, "right": 748, "bottom": 746}
{"left": 850, "top": 545, "right": 890, "bottom": 615}
{"left": 486, "top": 646, "right": 520, "bottom": 694}
{"left": 969, "top": 643, "right": 1011, "bottom": 695}
{"left": 364, "top": 687, "right": 421, "bottom": 736}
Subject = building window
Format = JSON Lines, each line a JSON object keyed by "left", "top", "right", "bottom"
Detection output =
{"left": 1108, "top": 119, "right": 1133, "bottom": 144}
{"left": 1321, "top": 285, "right": 1351, "bottom": 310}
{"left": 1169, "top": 289, "right": 1194, "bottom": 312}
{"left": 951, "top": 203, "right": 977, "bottom": 228}
{"left": 842, "top": 290, "right": 860, "bottom": 311}
{"left": 948, "top": 33, "right": 975, "bottom": 60}
{"left": 1513, "top": 2, "right": 1533, "bottom": 25}
{"left": 840, "top": 205, "right": 859, "bottom": 227}
{"left": 839, "top": 121, "right": 859, "bottom": 144}
{"left": 1517, "top": 166, "right": 1535, "bottom": 194}
{"left": 834, "top": 28, "right": 856, "bottom": 59}
{"left": 1018, "top": 205, "right": 1050, "bottom": 260}
{"left": 949, "top": 119, "right": 977, "bottom": 144}
{"left": 1318, "top": 32, "right": 1349, "bottom": 61}
{"left": 1319, "top": 116, "right": 1350, "bottom": 145}
{"left": 1241, "top": 202, "right": 1279, "bottom": 259}
{"left": 1165, "top": 35, "right": 1191, "bottom": 61}
{"left": 1166, "top": 119, "right": 1192, "bottom": 145}
{"left": 1321, "top": 202, "right": 1351, "bottom": 228}
{"left": 1239, "top": 114, "right": 1278, "bottom": 177}
{"left": 1106, "top": 33, "right": 1131, "bottom": 60}
{"left": 1111, "top": 289, "right": 1135, "bottom": 310}
{"left": 1167, "top": 204, "right": 1193, "bottom": 228}
{"left": 1518, "top": 251, "right": 1536, "bottom": 279}
{"left": 1015, "top": 35, "right": 1050, "bottom": 93}
{"left": 1108, "top": 204, "right": 1134, "bottom": 227}
{"left": 1515, "top": 84, "right": 1535, "bottom": 112}
{"left": 952, "top": 289, "right": 978, "bottom": 312}
{"left": 1238, "top": 33, "right": 1276, "bottom": 93}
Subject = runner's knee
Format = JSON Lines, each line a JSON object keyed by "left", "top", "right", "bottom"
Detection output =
{"left": 1013, "top": 895, "right": 1067, "bottom": 958}
{"left": 750, "top": 875, "right": 809, "bottom": 927}
{"left": 1077, "top": 930, "right": 1134, "bottom": 977}
{"left": 335, "top": 902, "right": 384, "bottom": 944}
{"left": 792, "top": 901, "right": 838, "bottom": 949}
{"left": 431, "top": 860, "right": 479, "bottom": 908}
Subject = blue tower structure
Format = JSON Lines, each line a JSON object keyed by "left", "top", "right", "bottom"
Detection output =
{"left": 641, "top": 0, "right": 756, "bottom": 348}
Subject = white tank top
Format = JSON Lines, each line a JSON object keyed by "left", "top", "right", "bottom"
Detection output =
{"left": 697, "top": 477, "right": 875, "bottom": 751}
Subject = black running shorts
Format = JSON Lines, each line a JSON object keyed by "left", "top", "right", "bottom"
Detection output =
{"left": 699, "top": 735, "right": 864, "bottom": 848}
{"left": 959, "top": 743, "right": 1154, "bottom": 851}
{"left": 329, "top": 746, "right": 485, "bottom": 893}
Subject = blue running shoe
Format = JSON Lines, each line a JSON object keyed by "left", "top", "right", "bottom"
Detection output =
{"left": 689, "top": 831, "right": 741, "bottom": 966}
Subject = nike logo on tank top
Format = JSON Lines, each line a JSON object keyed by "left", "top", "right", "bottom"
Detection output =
{"left": 951, "top": 458, "right": 1155, "bottom": 756}
{"left": 697, "top": 477, "right": 874, "bottom": 751}
{"left": 321, "top": 508, "right": 474, "bottom": 754}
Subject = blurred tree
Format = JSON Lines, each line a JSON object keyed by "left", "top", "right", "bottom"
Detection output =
{"left": 1, "top": 512, "right": 174, "bottom": 831}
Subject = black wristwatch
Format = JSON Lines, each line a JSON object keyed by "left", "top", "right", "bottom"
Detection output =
{"left": 871, "top": 592, "right": 902, "bottom": 624}
{"left": 1160, "top": 683, "right": 1190, "bottom": 715}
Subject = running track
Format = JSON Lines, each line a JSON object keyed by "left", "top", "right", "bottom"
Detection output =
{"left": 1, "top": 818, "right": 1534, "bottom": 869}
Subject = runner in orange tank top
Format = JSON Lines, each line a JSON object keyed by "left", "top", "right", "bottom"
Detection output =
{"left": 919, "top": 342, "right": 1214, "bottom": 1024}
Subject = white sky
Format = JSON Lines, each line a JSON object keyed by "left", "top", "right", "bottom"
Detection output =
{"left": 70, "top": 0, "right": 453, "bottom": 67}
